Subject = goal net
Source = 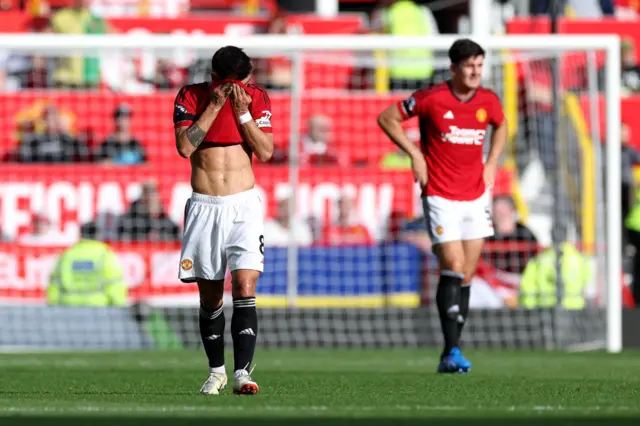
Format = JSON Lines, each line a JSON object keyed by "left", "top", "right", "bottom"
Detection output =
{"left": 0, "top": 34, "right": 621, "bottom": 352}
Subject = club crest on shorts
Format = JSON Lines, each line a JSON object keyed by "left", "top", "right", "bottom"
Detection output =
{"left": 435, "top": 225, "right": 444, "bottom": 236}
{"left": 476, "top": 108, "right": 487, "bottom": 123}
{"left": 181, "top": 259, "right": 193, "bottom": 271}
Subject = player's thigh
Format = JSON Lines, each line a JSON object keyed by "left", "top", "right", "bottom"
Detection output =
{"left": 422, "top": 195, "right": 463, "bottom": 245}
{"left": 461, "top": 191, "right": 494, "bottom": 243}
{"left": 423, "top": 195, "right": 465, "bottom": 272}
{"left": 179, "top": 199, "right": 227, "bottom": 281}
{"left": 197, "top": 279, "right": 225, "bottom": 310}
{"left": 434, "top": 240, "right": 466, "bottom": 273}
{"left": 461, "top": 238, "right": 485, "bottom": 284}
{"left": 226, "top": 191, "right": 265, "bottom": 292}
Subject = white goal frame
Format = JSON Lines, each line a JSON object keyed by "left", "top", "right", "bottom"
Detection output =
{"left": 0, "top": 33, "right": 622, "bottom": 353}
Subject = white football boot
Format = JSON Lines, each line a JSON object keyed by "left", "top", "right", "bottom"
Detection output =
{"left": 199, "top": 372, "right": 228, "bottom": 395}
{"left": 233, "top": 367, "right": 259, "bottom": 395}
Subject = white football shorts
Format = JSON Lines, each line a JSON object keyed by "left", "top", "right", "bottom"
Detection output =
{"left": 422, "top": 190, "right": 494, "bottom": 245}
{"left": 179, "top": 188, "right": 265, "bottom": 282}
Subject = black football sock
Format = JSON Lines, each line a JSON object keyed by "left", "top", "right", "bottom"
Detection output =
{"left": 199, "top": 304, "right": 226, "bottom": 372}
{"left": 231, "top": 297, "right": 258, "bottom": 373}
{"left": 457, "top": 284, "right": 471, "bottom": 341}
{"left": 436, "top": 270, "right": 463, "bottom": 359}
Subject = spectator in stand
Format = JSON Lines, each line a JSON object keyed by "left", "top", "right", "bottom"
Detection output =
{"left": 80, "top": 212, "right": 119, "bottom": 242}
{"left": 264, "top": 196, "right": 313, "bottom": 247}
{"left": 152, "top": 58, "right": 185, "bottom": 90}
{"left": 18, "top": 213, "right": 77, "bottom": 246}
{"left": 300, "top": 115, "right": 349, "bottom": 167}
{"left": 0, "top": 19, "right": 54, "bottom": 90}
{"left": 94, "top": 104, "right": 147, "bottom": 165}
{"left": 259, "top": 13, "right": 292, "bottom": 91}
{"left": 322, "top": 195, "right": 374, "bottom": 245}
{"left": 117, "top": 181, "right": 180, "bottom": 242}
{"left": 532, "top": 0, "right": 614, "bottom": 17}
{"left": 17, "top": 105, "right": 90, "bottom": 163}
{"left": 90, "top": 0, "right": 189, "bottom": 17}
{"left": 25, "top": 0, "right": 51, "bottom": 17}
{"left": 484, "top": 195, "right": 539, "bottom": 274}
{"left": 138, "top": 58, "right": 186, "bottom": 91}
{"left": 51, "top": 0, "right": 107, "bottom": 89}
{"left": 271, "top": 115, "right": 348, "bottom": 166}
{"left": 0, "top": 227, "right": 9, "bottom": 242}
{"left": 0, "top": 49, "right": 7, "bottom": 90}
{"left": 598, "top": 37, "right": 640, "bottom": 96}
{"left": 371, "top": 0, "right": 438, "bottom": 91}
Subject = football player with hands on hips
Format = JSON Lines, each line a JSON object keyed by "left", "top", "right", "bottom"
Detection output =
{"left": 173, "top": 46, "right": 273, "bottom": 395}
{"left": 377, "top": 39, "right": 508, "bottom": 373}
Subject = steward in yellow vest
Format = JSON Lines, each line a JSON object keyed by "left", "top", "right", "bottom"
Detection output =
{"left": 520, "top": 242, "right": 591, "bottom": 309}
{"left": 48, "top": 239, "right": 127, "bottom": 307}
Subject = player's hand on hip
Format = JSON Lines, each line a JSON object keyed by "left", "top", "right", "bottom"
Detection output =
{"left": 211, "top": 83, "right": 232, "bottom": 109}
{"left": 484, "top": 162, "right": 497, "bottom": 189}
{"left": 231, "top": 84, "right": 252, "bottom": 115}
{"left": 411, "top": 155, "right": 428, "bottom": 188}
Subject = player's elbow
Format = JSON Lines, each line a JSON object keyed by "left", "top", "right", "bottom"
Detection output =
{"left": 177, "top": 141, "right": 194, "bottom": 159}
{"left": 377, "top": 112, "right": 389, "bottom": 129}
{"left": 255, "top": 146, "right": 273, "bottom": 163}
{"left": 378, "top": 104, "right": 401, "bottom": 124}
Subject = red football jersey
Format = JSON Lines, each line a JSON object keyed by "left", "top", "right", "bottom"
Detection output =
{"left": 173, "top": 81, "right": 272, "bottom": 144}
{"left": 397, "top": 81, "right": 505, "bottom": 201}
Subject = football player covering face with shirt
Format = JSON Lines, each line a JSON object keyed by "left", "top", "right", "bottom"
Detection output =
{"left": 173, "top": 46, "right": 274, "bottom": 395}
{"left": 377, "top": 39, "right": 508, "bottom": 374}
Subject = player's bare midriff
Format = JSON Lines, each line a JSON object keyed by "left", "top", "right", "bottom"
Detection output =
{"left": 189, "top": 144, "right": 255, "bottom": 196}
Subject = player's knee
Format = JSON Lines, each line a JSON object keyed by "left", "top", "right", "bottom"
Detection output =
{"left": 233, "top": 281, "right": 256, "bottom": 299}
{"left": 197, "top": 280, "right": 224, "bottom": 311}
{"left": 231, "top": 270, "right": 260, "bottom": 299}
{"left": 445, "top": 258, "right": 465, "bottom": 275}
{"left": 200, "top": 295, "right": 223, "bottom": 312}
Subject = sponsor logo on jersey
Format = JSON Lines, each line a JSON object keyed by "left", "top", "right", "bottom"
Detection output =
{"left": 441, "top": 126, "right": 486, "bottom": 146}
{"left": 181, "top": 259, "right": 193, "bottom": 271}
{"left": 443, "top": 110, "right": 454, "bottom": 119}
{"left": 255, "top": 110, "right": 272, "bottom": 127}
{"left": 476, "top": 108, "right": 487, "bottom": 123}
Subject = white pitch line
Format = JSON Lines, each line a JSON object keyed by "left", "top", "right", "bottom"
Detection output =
{"left": 0, "top": 405, "right": 635, "bottom": 415}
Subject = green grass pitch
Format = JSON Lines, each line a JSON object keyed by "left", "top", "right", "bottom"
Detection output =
{"left": 1, "top": 349, "right": 639, "bottom": 425}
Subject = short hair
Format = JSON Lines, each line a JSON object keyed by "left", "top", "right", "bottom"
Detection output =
{"left": 448, "top": 39, "right": 485, "bottom": 66}
{"left": 211, "top": 46, "right": 253, "bottom": 80}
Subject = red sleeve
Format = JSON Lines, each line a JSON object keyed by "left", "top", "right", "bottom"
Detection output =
{"left": 489, "top": 91, "right": 505, "bottom": 126}
{"left": 250, "top": 86, "right": 273, "bottom": 133}
{"left": 173, "top": 86, "right": 197, "bottom": 128}
{"left": 396, "top": 90, "right": 429, "bottom": 120}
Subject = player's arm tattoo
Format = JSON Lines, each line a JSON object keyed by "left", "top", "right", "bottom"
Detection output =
{"left": 185, "top": 124, "right": 206, "bottom": 148}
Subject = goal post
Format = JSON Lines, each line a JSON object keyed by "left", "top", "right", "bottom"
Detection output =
{"left": 0, "top": 33, "right": 622, "bottom": 353}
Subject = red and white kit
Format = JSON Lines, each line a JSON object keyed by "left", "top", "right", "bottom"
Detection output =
{"left": 173, "top": 82, "right": 272, "bottom": 281}
{"left": 398, "top": 81, "right": 505, "bottom": 244}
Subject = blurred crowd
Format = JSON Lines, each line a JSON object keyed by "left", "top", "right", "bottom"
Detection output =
{"left": 2, "top": 0, "right": 640, "bottom": 306}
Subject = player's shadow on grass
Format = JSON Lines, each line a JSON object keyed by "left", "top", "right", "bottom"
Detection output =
{"left": 2, "top": 417, "right": 640, "bottom": 426}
